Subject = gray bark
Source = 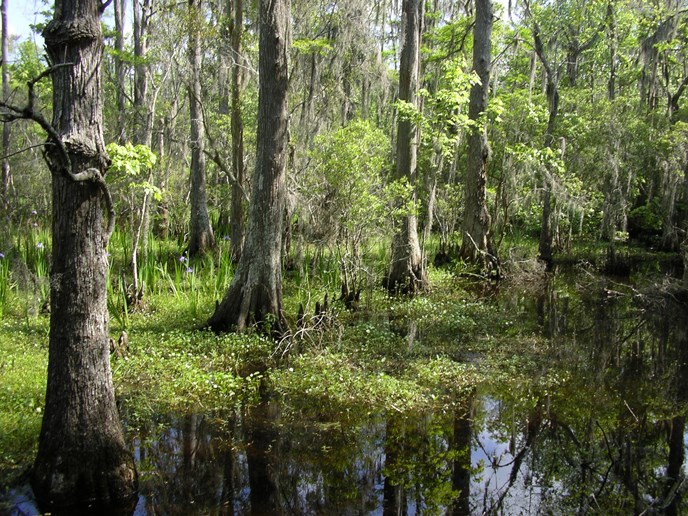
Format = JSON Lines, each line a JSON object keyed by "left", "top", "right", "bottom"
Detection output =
{"left": 188, "top": 0, "right": 215, "bottom": 257}
{"left": 208, "top": 0, "right": 290, "bottom": 333}
{"left": 32, "top": 0, "right": 137, "bottom": 509}
{"left": 385, "top": 0, "right": 428, "bottom": 294}
{"left": 230, "top": 0, "right": 246, "bottom": 263}
{"left": 459, "top": 0, "right": 499, "bottom": 275}
{"left": 527, "top": 2, "right": 559, "bottom": 265}
{"left": 114, "top": 0, "right": 127, "bottom": 141}
{"left": 133, "top": 0, "right": 153, "bottom": 146}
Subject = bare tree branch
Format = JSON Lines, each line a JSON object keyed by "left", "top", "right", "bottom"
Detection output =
{"left": 0, "top": 64, "right": 116, "bottom": 246}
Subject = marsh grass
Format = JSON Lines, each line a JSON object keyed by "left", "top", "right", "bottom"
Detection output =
{"left": 0, "top": 256, "right": 11, "bottom": 319}
{"left": 0, "top": 229, "right": 568, "bottom": 489}
{"left": 0, "top": 320, "right": 48, "bottom": 481}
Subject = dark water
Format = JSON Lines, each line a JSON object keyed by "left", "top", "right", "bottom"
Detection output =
{"left": 5, "top": 265, "right": 688, "bottom": 515}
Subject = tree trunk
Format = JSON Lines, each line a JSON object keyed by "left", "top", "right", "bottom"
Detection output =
{"left": 32, "top": 1, "right": 138, "bottom": 509}
{"left": 114, "top": 0, "right": 127, "bottom": 141}
{"left": 607, "top": 1, "right": 617, "bottom": 101}
{"left": 133, "top": 0, "right": 153, "bottom": 146}
{"left": 528, "top": 6, "right": 559, "bottom": 266}
{"left": 1, "top": 0, "right": 10, "bottom": 217}
{"left": 601, "top": 138, "right": 621, "bottom": 241}
{"left": 385, "top": 0, "right": 427, "bottom": 294}
{"left": 230, "top": 0, "right": 246, "bottom": 263}
{"left": 207, "top": 0, "right": 290, "bottom": 334}
{"left": 459, "top": 0, "right": 499, "bottom": 275}
{"left": 188, "top": 0, "right": 215, "bottom": 257}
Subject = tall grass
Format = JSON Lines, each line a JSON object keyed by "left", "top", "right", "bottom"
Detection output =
{"left": 0, "top": 254, "right": 10, "bottom": 318}
{"left": 0, "top": 219, "right": 399, "bottom": 327}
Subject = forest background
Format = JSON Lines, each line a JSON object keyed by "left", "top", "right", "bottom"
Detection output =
{"left": 1, "top": 0, "right": 687, "bottom": 274}
{"left": 0, "top": 0, "right": 687, "bottom": 511}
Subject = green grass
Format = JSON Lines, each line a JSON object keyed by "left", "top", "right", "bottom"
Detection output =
{"left": 0, "top": 231, "right": 632, "bottom": 488}
{"left": 0, "top": 320, "right": 48, "bottom": 481}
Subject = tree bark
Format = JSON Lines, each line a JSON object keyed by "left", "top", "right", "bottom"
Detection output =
{"left": 385, "top": 0, "right": 428, "bottom": 294}
{"left": 459, "top": 0, "right": 499, "bottom": 275}
{"left": 527, "top": 1, "right": 559, "bottom": 266}
{"left": 230, "top": 0, "right": 246, "bottom": 263}
{"left": 114, "top": 0, "right": 127, "bottom": 141}
{"left": 601, "top": 138, "right": 621, "bottom": 242}
{"left": 32, "top": 0, "right": 138, "bottom": 509}
{"left": 133, "top": 0, "right": 153, "bottom": 146}
{"left": 207, "top": 0, "right": 290, "bottom": 334}
{"left": 188, "top": 0, "right": 215, "bottom": 257}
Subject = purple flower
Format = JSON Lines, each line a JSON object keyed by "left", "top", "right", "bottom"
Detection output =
{"left": 186, "top": 267, "right": 193, "bottom": 273}
{"left": 0, "top": 252, "right": 4, "bottom": 259}
{"left": 179, "top": 255, "right": 187, "bottom": 263}
{"left": 36, "top": 242, "right": 44, "bottom": 249}
{"left": 223, "top": 235, "right": 230, "bottom": 241}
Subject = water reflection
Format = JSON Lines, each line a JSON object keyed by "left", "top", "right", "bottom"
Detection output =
{"left": 4, "top": 269, "right": 688, "bottom": 515}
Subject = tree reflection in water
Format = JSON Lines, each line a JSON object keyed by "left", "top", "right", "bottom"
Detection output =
{"left": 5, "top": 270, "right": 682, "bottom": 514}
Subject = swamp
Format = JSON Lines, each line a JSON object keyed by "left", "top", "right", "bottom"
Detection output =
{"left": 1, "top": 241, "right": 687, "bottom": 514}
{"left": 1, "top": 0, "right": 688, "bottom": 513}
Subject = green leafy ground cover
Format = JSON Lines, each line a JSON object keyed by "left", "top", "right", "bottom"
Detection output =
{"left": 0, "top": 236, "right": 672, "bottom": 490}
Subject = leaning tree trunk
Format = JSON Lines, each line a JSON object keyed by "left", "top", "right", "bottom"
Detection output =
{"left": 207, "top": 0, "right": 290, "bottom": 334}
{"left": 32, "top": 0, "right": 138, "bottom": 509}
{"left": 188, "top": 0, "right": 215, "bottom": 257}
{"left": 385, "top": 0, "right": 428, "bottom": 294}
{"left": 459, "top": 0, "right": 499, "bottom": 275}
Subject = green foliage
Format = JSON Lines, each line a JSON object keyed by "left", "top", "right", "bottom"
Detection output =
{"left": 418, "top": 57, "right": 478, "bottom": 157}
{"left": 10, "top": 41, "right": 47, "bottom": 88}
{"left": 106, "top": 142, "right": 160, "bottom": 199}
{"left": 309, "top": 120, "right": 389, "bottom": 234}
{"left": 628, "top": 204, "right": 663, "bottom": 234}
{"left": 292, "top": 37, "right": 333, "bottom": 55}
{"left": 303, "top": 120, "right": 391, "bottom": 297}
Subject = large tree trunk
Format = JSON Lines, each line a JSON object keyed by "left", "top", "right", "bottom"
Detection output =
{"left": 32, "top": 0, "right": 138, "bottom": 509}
{"left": 230, "top": 0, "right": 246, "bottom": 263}
{"left": 385, "top": 0, "right": 428, "bottom": 294}
{"left": 207, "top": 0, "right": 290, "bottom": 333}
{"left": 188, "top": 0, "right": 215, "bottom": 257}
{"left": 459, "top": 0, "right": 499, "bottom": 275}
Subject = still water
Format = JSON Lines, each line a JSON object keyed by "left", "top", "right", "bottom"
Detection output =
{"left": 6, "top": 264, "right": 688, "bottom": 514}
